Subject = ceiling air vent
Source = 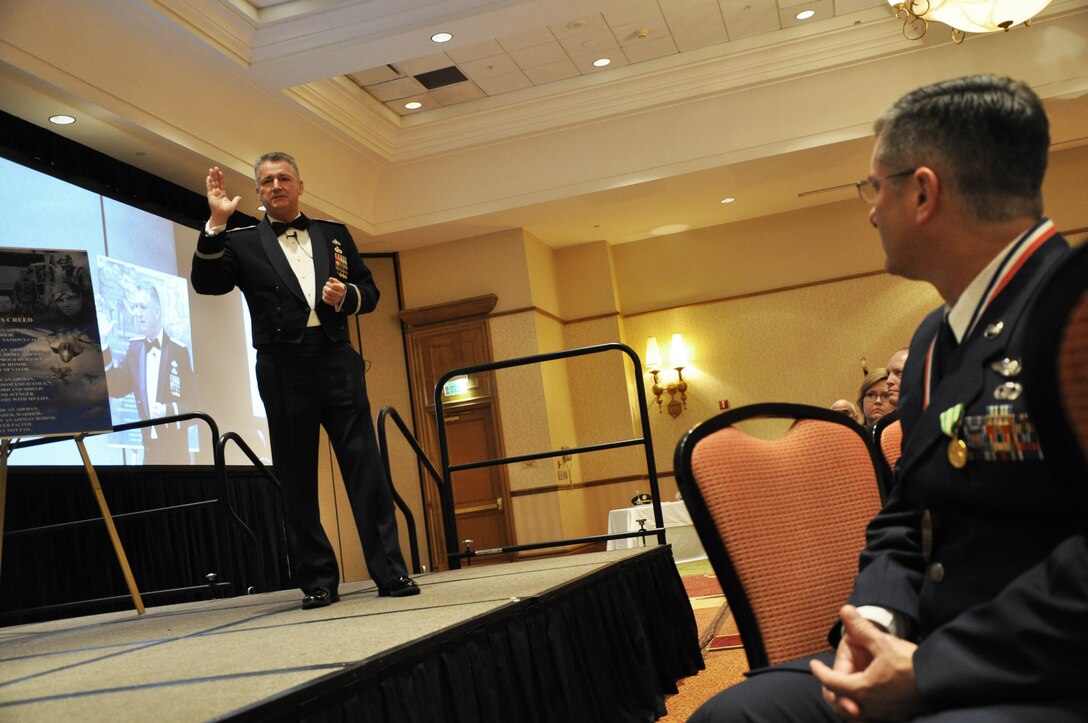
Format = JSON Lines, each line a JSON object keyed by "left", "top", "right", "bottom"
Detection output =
{"left": 414, "top": 66, "right": 468, "bottom": 90}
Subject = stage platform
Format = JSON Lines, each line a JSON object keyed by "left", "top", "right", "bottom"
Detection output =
{"left": 0, "top": 547, "right": 702, "bottom": 722}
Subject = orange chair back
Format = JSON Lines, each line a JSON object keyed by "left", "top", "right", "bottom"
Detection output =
{"left": 677, "top": 404, "right": 884, "bottom": 668}
{"left": 878, "top": 419, "right": 903, "bottom": 472}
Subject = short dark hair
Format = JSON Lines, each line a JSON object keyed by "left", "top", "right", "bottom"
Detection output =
{"left": 874, "top": 75, "right": 1048, "bottom": 222}
{"left": 254, "top": 152, "right": 300, "bottom": 181}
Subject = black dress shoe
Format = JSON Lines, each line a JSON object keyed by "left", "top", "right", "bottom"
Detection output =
{"left": 378, "top": 575, "right": 420, "bottom": 598}
{"left": 301, "top": 587, "right": 340, "bottom": 609}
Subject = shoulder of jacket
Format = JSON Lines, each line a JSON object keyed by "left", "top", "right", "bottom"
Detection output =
{"left": 311, "top": 218, "right": 347, "bottom": 228}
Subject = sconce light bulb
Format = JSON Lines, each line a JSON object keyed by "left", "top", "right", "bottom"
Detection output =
{"left": 669, "top": 333, "right": 689, "bottom": 368}
{"left": 645, "top": 336, "right": 663, "bottom": 372}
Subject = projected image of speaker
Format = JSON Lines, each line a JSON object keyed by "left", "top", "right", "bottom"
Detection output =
{"left": 97, "top": 257, "right": 199, "bottom": 465}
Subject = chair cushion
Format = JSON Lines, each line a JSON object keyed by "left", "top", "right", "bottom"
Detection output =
{"left": 691, "top": 418, "right": 882, "bottom": 665}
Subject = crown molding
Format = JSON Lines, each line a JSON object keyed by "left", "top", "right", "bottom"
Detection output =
{"left": 136, "top": 0, "right": 257, "bottom": 69}
{"left": 284, "top": 76, "right": 401, "bottom": 161}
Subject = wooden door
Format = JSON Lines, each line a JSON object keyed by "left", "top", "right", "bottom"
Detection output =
{"left": 405, "top": 318, "right": 512, "bottom": 569}
{"left": 443, "top": 405, "right": 510, "bottom": 564}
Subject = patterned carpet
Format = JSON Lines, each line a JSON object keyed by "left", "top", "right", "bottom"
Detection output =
{"left": 659, "top": 560, "right": 749, "bottom": 721}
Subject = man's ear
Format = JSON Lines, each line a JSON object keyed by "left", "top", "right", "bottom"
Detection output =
{"left": 914, "top": 167, "right": 940, "bottom": 224}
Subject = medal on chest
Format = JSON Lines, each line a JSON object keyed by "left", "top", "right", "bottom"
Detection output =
{"left": 331, "top": 238, "right": 348, "bottom": 279}
{"left": 940, "top": 403, "right": 968, "bottom": 469}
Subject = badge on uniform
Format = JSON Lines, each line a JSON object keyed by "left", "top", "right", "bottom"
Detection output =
{"left": 940, "top": 403, "right": 968, "bottom": 468}
{"left": 961, "top": 404, "right": 1044, "bottom": 462}
{"left": 333, "top": 242, "right": 348, "bottom": 279}
{"left": 169, "top": 360, "right": 181, "bottom": 397}
{"left": 991, "top": 357, "right": 1021, "bottom": 377}
{"left": 983, "top": 321, "right": 1004, "bottom": 340}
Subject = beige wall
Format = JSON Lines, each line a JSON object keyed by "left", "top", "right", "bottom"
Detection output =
{"left": 398, "top": 228, "right": 533, "bottom": 311}
{"left": 613, "top": 199, "right": 884, "bottom": 315}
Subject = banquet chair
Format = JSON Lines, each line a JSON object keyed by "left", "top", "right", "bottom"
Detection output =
{"left": 872, "top": 411, "right": 902, "bottom": 496}
{"left": 674, "top": 402, "right": 886, "bottom": 669}
{"left": 1024, "top": 241, "right": 1088, "bottom": 480}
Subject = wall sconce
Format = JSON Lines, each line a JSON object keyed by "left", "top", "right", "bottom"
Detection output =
{"left": 645, "top": 333, "right": 690, "bottom": 418}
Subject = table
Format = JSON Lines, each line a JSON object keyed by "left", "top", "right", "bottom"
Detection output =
{"left": 606, "top": 500, "right": 707, "bottom": 563}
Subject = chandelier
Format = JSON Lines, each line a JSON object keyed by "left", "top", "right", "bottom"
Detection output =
{"left": 889, "top": 0, "right": 1053, "bottom": 42}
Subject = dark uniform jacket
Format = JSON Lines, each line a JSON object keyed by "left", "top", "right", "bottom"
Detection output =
{"left": 190, "top": 217, "right": 378, "bottom": 347}
{"left": 846, "top": 224, "right": 1087, "bottom": 709}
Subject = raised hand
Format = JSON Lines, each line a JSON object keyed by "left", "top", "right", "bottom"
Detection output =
{"left": 206, "top": 166, "right": 242, "bottom": 227}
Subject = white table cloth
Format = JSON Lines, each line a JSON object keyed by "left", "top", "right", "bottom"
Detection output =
{"left": 606, "top": 499, "right": 707, "bottom": 562}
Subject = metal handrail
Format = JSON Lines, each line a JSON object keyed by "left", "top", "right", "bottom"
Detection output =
{"left": 375, "top": 405, "right": 434, "bottom": 575}
{"left": 2, "top": 412, "right": 246, "bottom": 618}
{"left": 433, "top": 342, "right": 665, "bottom": 569}
{"left": 212, "top": 431, "right": 283, "bottom": 594}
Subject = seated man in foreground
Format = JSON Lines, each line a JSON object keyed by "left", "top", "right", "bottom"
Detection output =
{"left": 691, "top": 75, "right": 1086, "bottom": 721}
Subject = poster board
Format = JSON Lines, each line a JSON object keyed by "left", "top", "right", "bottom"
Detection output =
{"left": 0, "top": 248, "right": 111, "bottom": 439}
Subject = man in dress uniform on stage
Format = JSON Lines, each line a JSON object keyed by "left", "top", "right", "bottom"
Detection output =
{"left": 191, "top": 152, "right": 418, "bottom": 609}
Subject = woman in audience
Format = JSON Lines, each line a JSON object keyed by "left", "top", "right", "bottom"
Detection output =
{"left": 857, "top": 367, "right": 892, "bottom": 429}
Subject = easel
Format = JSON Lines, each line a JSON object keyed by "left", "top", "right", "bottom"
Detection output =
{"left": 0, "top": 434, "right": 145, "bottom": 615}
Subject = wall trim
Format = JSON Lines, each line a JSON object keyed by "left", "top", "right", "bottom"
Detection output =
{"left": 487, "top": 270, "right": 894, "bottom": 326}
{"left": 511, "top": 471, "right": 675, "bottom": 498}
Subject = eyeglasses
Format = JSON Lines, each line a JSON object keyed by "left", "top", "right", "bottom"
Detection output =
{"left": 856, "top": 168, "right": 916, "bottom": 204}
{"left": 864, "top": 391, "right": 893, "bottom": 403}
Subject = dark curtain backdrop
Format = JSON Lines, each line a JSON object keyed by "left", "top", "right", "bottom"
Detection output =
{"left": 0, "top": 465, "right": 291, "bottom": 626}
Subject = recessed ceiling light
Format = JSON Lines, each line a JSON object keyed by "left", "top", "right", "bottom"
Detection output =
{"left": 405, "top": 101, "right": 423, "bottom": 110}
{"left": 431, "top": 32, "right": 452, "bottom": 43}
{"left": 720, "top": 197, "right": 736, "bottom": 204}
{"left": 49, "top": 114, "right": 76, "bottom": 125}
{"left": 258, "top": 205, "right": 266, "bottom": 211}
{"left": 795, "top": 9, "right": 816, "bottom": 20}
{"left": 650, "top": 223, "right": 690, "bottom": 236}
{"left": 592, "top": 58, "right": 611, "bottom": 67}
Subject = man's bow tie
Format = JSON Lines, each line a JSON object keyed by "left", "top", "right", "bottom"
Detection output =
{"left": 144, "top": 338, "right": 161, "bottom": 352}
{"left": 270, "top": 216, "right": 310, "bottom": 236}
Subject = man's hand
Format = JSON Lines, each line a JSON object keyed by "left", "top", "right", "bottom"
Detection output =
{"left": 810, "top": 605, "right": 924, "bottom": 721}
{"left": 322, "top": 277, "right": 346, "bottom": 307}
{"left": 206, "top": 166, "right": 241, "bottom": 227}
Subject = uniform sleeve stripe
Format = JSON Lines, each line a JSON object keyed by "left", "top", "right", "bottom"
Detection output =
{"left": 348, "top": 283, "right": 362, "bottom": 314}
{"left": 195, "top": 249, "right": 225, "bottom": 260}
